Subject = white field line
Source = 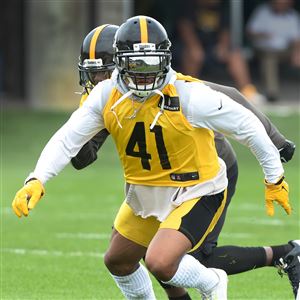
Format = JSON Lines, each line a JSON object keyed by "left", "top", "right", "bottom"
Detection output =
{"left": 2, "top": 247, "right": 104, "bottom": 258}
{"left": 2, "top": 207, "right": 114, "bottom": 220}
{"left": 55, "top": 232, "right": 111, "bottom": 240}
{"left": 2, "top": 207, "right": 13, "bottom": 215}
{"left": 229, "top": 203, "right": 261, "bottom": 211}
{"left": 229, "top": 218, "right": 285, "bottom": 225}
{"left": 263, "top": 104, "right": 300, "bottom": 116}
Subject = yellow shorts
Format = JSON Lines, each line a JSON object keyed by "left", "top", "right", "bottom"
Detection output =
{"left": 114, "top": 189, "right": 227, "bottom": 252}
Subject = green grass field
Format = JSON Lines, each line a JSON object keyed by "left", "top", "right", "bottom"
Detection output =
{"left": 1, "top": 108, "right": 299, "bottom": 300}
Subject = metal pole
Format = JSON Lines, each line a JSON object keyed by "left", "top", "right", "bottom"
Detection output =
{"left": 230, "top": 0, "right": 243, "bottom": 48}
{"left": 123, "top": 0, "right": 133, "bottom": 22}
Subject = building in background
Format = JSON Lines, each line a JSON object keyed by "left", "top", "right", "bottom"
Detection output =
{"left": 0, "top": 0, "right": 133, "bottom": 110}
{"left": 1, "top": 0, "right": 299, "bottom": 110}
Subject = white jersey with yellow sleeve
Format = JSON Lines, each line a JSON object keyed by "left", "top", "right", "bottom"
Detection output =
{"left": 27, "top": 68, "right": 283, "bottom": 220}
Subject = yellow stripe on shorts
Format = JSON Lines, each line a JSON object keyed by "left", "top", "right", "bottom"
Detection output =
{"left": 189, "top": 189, "right": 227, "bottom": 252}
{"left": 160, "top": 198, "right": 199, "bottom": 230}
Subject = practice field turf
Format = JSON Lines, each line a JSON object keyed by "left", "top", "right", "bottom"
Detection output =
{"left": 1, "top": 108, "right": 299, "bottom": 299}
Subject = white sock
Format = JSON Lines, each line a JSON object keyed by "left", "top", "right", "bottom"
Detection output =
{"left": 162, "top": 254, "right": 219, "bottom": 292}
{"left": 110, "top": 264, "right": 156, "bottom": 300}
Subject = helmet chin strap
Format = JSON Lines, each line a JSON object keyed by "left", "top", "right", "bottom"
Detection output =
{"left": 150, "top": 89, "right": 165, "bottom": 130}
{"left": 149, "top": 73, "right": 176, "bottom": 129}
{"left": 110, "top": 90, "right": 134, "bottom": 128}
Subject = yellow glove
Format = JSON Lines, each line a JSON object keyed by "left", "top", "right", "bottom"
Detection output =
{"left": 12, "top": 179, "right": 45, "bottom": 218}
{"left": 265, "top": 176, "right": 291, "bottom": 216}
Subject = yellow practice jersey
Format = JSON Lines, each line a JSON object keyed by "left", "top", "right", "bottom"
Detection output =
{"left": 102, "top": 73, "right": 220, "bottom": 187}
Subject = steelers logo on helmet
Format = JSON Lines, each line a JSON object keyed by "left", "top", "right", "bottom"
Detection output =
{"left": 113, "top": 16, "right": 172, "bottom": 97}
{"left": 78, "top": 24, "right": 119, "bottom": 89}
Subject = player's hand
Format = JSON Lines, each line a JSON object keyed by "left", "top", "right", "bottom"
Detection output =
{"left": 279, "top": 140, "right": 296, "bottom": 163}
{"left": 265, "top": 176, "right": 291, "bottom": 216}
{"left": 12, "top": 179, "right": 45, "bottom": 218}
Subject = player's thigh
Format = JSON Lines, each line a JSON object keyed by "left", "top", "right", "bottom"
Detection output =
{"left": 145, "top": 228, "right": 191, "bottom": 280}
{"left": 160, "top": 189, "right": 228, "bottom": 253}
{"left": 145, "top": 191, "right": 227, "bottom": 277}
{"left": 106, "top": 201, "right": 161, "bottom": 274}
{"left": 114, "top": 201, "right": 161, "bottom": 247}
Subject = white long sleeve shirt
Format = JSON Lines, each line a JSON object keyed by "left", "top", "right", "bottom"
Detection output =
{"left": 28, "top": 70, "right": 283, "bottom": 185}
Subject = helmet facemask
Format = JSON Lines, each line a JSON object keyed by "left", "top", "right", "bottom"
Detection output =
{"left": 78, "top": 58, "right": 115, "bottom": 90}
{"left": 78, "top": 24, "right": 119, "bottom": 90}
{"left": 115, "top": 43, "right": 171, "bottom": 97}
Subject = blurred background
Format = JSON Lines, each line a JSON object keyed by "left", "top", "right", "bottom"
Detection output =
{"left": 1, "top": 0, "right": 299, "bottom": 110}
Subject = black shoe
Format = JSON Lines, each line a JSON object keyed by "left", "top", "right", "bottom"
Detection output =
{"left": 276, "top": 240, "right": 300, "bottom": 299}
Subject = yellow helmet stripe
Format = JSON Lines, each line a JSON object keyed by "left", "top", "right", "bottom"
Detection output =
{"left": 139, "top": 16, "right": 148, "bottom": 43}
{"left": 89, "top": 24, "right": 108, "bottom": 59}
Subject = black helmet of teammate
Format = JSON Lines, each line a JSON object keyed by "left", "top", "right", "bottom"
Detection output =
{"left": 78, "top": 24, "right": 119, "bottom": 89}
{"left": 113, "top": 16, "right": 171, "bottom": 97}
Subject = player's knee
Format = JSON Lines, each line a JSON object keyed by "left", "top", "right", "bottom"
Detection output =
{"left": 145, "top": 254, "right": 176, "bottom": 282}
{"left": 103, "top": 251, "right": 117, "bottom": 271}
{"left": 104, "top": 251, "right": 136, "bottom": 275}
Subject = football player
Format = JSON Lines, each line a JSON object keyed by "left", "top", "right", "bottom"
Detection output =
{"left": 12, "top": 16, "right": 298, "bottom": 300}
{"left": 71, "top": 24, "right": 119, "bottom": 170}
{"left": 72, "top": 22, "right": 299, "bottom": 300}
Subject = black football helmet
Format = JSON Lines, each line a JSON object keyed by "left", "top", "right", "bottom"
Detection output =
{"left": 78, "top": 24, "right": 119, "bottom": 89}
{"left": 113, "top": 16, "right": 171, "bottom": 97}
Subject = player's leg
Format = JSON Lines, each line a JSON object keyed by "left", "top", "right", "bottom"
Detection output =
{"left": 223, "top": 49, "right": 265, "bottom": 104}
{"left": 194, "top": 163, "right": 296, "bottom": 276}
{"left": 156, "top": 282, "right": 192, "bottom": 300}
{"left": 189, "top": 162, "right": 299, "bottom": 298}
{"left": 189, "top": 160, "right": 270, "bottom": 273}
{"left": 194, "top": 241, "right": 299, "bottom": 299}
{"left": 145, "top": 190, "right": 228, "bottom": 298}
{"left": 104, "top": 230, "right": 155, "bottom": 299}
{"left": 195, "top": 243, "right": 293, "bottom": 274}
{"left": 114, "top": 201, "right": 191, "bottom": 299}
{"left": 104, "top": 201, "right": 159, "bottom": 299}
{"left": 275, "top": 240, "right": 300, "bottom": 300}
{"left": 259, "top": 50, "right": 280, "bottom": 101}
{"left": 154, "top": 161, "right": 236, "bottom": 300}
{"left": 105, "top": 229, "right": 146, "bottom": 275}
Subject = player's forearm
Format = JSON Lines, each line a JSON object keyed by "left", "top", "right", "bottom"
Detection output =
{"left": 27, "top": 134, "right": 71, "bottom": 184}
{"left": 231, "top": 117, "right": 284, "bottom": 183}
{"left": 27, "top": 108, "right": 104, "bottom": 184}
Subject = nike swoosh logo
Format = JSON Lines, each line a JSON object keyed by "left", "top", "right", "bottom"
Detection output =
{"left": 218, "top": 99, "right": 223, "bottom": 110}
